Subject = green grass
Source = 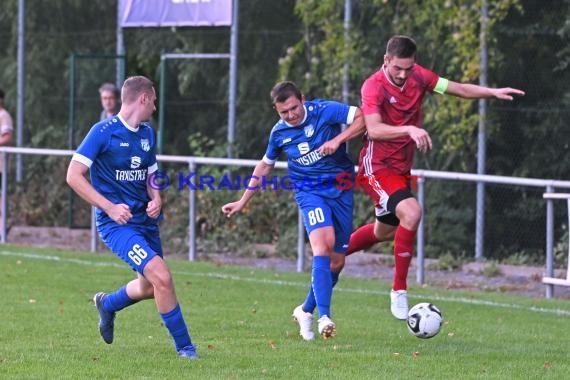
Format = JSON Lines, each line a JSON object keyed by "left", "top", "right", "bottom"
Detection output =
{"left": 1, "top": 245, "right": 570, "bottom": 379}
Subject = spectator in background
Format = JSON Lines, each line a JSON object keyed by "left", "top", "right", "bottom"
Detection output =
{"left": 0, "top": 89, "right": 13, "bottom": 150}
{"left": 0, "top": 89, "right": 13, "bottom": 175}
{"left": 99, "top": 82, "right": 120, "bottom": 121}
{"left": 0, "top": 89, "right": 13, "bottom": 233}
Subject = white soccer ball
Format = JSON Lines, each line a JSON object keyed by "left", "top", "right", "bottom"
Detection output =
{"left": 406, "top": 302, "right": 443, "bottom": 339}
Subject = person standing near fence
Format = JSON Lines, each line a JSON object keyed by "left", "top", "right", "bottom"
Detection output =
{"left": 346, "top": 35, "right": 525, "bottom": 320}
{"left": 0, "top": 89, "right": 13, "bottom": 232}
{"left": 99, "top": 82, "right": 120, "bottom": 121}
{"left": 67, "top": 76, "right": 198, "bottom": 359}
{"left": 0, "top": 88, "right": 14, "bottom": 168}
{"left": 221, "top": 81, "right": 365, "bottom": 340}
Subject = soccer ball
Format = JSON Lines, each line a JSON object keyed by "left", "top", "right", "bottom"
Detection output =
{"left": 406, "top": 302, "right": 443, "bottom": 339}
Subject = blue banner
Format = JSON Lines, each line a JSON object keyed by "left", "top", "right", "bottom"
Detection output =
{"left": 119, "top": 0, "right": 232, "bottom": 28}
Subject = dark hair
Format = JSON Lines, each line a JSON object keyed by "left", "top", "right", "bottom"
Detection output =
{"left": 121, "top": 76, "right": 154, "bottom": 103}
{"left": 386, "top": 35, "right": 417, "bottom": 59}
{"left": 270, "top": 81, "right": 302, "bottom": 105}
{"left": 0, "top": 89, "right": 4, "bottom": 100}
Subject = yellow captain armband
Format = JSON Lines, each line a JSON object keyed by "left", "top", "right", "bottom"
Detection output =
{"left": 433, "top": 77, "right": 449, "bottom": 94}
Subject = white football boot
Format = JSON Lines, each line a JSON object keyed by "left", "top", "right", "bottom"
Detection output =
{"left": 317, "top": 315, "right": 336, "bottom": 339}
{"left": 292, "top": 305, "right": 315, "bottom": 341}
{"left": 390, "top": 289, "right": 409, "bottom": 320}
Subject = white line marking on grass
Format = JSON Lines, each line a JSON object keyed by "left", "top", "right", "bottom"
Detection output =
{"left": 3, "top": 250, "right": 570, "bottom": 317}
{"left": 0, "top": 250, "right": 125, "bottom": 269}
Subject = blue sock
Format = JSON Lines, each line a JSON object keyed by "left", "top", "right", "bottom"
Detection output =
{"left": 331, "top": 271, "right": 340, "bottom": 288}
{"left": 303, "top": 270, "right": 341, "bottom": 314}
{"left": 312, "top": 256, "right": 332, "bottom": 318}
{"left": 103, "top": 286, "right": 138, "bottom": 312}
{"left": 160, "top": 304, "right": 193, "bottom": 351}
{"left": 302, "top": 284, "right": 317, "bottom": 314}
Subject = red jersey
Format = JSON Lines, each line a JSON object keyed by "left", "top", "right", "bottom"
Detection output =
{"left": 360, "top": 64, "right": 439, "bottom": 174}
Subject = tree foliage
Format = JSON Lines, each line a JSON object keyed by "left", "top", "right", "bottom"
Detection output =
{"left": 281, "top": 0, "right": 521, "bottom": 170}
{"left": 278, "top": 0, "right": 570, "bottom": 259}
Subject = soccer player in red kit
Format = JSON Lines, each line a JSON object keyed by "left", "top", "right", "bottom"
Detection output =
{"left": 347, "top": 35, "right": 525, "bottom": 319}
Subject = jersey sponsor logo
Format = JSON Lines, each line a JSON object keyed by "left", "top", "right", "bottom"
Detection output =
{"left": 140, "top": 139, "right": 150, "bottom": 152}
{"left": 303, "top": 124, "right": 314, "bottom": 137}
{"left": 120, "top": 142, "right": 129, "bottom": 147}
{"left": 297, "top": 142, "right": 310, "bottom": 155}
{"left": 115, "top": 169, "right": 147, "bottom": 181}
{"left": 131, "top": 156, "right": 141, "bottom": 169}
{"left": 282, "top": 137, "right": 292, "bottom": 144}
{"left": 293, "top": 148, "right": 323, "bottom": 166}
{"left": 389, "top": 96, "right": 397, "bottom": 104}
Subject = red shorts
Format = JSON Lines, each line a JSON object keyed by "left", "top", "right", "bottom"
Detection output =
{"left": 356, "top": 166, "right": 414, "bottom": 218}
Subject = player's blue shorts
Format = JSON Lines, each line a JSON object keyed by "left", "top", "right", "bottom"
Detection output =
{"left": 98, "top": 223, "right": 163, "bottom": 274}
{"left": 295, "top": 189, "right": 353, "bottom": 254}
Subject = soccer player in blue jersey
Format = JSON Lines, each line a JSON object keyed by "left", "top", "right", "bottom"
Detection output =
{"left": 221, "top": 81, "right": 365, "bottom": 340}
{"left": 66, "top": 76, "right": 198, "bottom": 359}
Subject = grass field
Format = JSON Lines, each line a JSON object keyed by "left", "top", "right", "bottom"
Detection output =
{"left": 2, "top": 244, "right": 570, "bottom": 379}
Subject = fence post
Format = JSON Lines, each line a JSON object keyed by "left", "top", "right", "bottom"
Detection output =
{"left": 189, "top": 161, "right": 197, "bottom": 261}
{"left": 475, "top": 180, "right": 485, "bottom": 261}
{"left": 297, "top": 208, "right": 305, "bottom": 272}
{"left": 1, "top": 151, "right": 7, "bottom": 243}
{"left": 545, "top": 184, "right": 554, "bottom": 298}
{"left": 416, "top": 173, "right": 425, "bottom": 284}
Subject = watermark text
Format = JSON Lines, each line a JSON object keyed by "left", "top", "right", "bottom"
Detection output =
{"left": 147, "top": 171, "right": 421, "bottom": 192}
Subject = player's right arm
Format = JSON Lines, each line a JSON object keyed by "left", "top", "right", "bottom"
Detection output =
{"left": 364, "top": 113, "right": 432, "bottom": 153}
{"left": 66, "top": 160, "right": 132, "bottom": 225}
{"left": 221, "top": 160, "right": 274, "bottom": 218}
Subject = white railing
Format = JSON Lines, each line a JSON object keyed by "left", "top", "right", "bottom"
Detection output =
{"left": 410, "top": 169, "right": 570, "bottom": 299}
{"left": 2, "top": 146, "right": 570, "bottom": 298}
{"left": 542, "top": 193, "right": 570, "bottom": 297}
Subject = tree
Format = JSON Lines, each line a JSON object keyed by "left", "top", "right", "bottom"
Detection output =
{"left": 280, "top": 0, "right": 532, "bottom": 259}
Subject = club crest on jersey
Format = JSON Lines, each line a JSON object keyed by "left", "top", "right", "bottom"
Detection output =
{"left": 131, "top": 156, "right": 141, "bottom": 169}
{"left": 140, "top": 138, "right": 150, "bottom": 152}
{"left": 303, "top": 124, "right": 314, "bottom": 138}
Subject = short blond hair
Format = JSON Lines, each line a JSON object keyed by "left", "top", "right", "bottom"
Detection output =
{"left": 121, "top": 76, "right": 154, "bottom": 104}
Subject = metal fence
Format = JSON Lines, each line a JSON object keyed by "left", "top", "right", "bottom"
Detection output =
{"left": 2, "top": 146, "right": 570, "bottom": 298}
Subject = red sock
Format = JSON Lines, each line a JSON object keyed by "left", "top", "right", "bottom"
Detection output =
{"left": 346, "top": 223, "right": 378, "bottom": 256}
{"left": 393, "top": 225, "right": 416, "bottom": 291}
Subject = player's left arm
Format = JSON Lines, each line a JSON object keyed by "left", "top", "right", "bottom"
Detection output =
{"left": 146, "top": 159, "right": 162, "bottom": 218}
{"left": 146, "top": 182, "right": 162, "bottom": 219}
{"left": 318, "top": 107, "right": 365, "bottom": 156}
{"left": 444, "top": 79, "right": 525, "bottom": 100}
{"left": 146, "top": 129, "right": 162, "bottom": 219}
